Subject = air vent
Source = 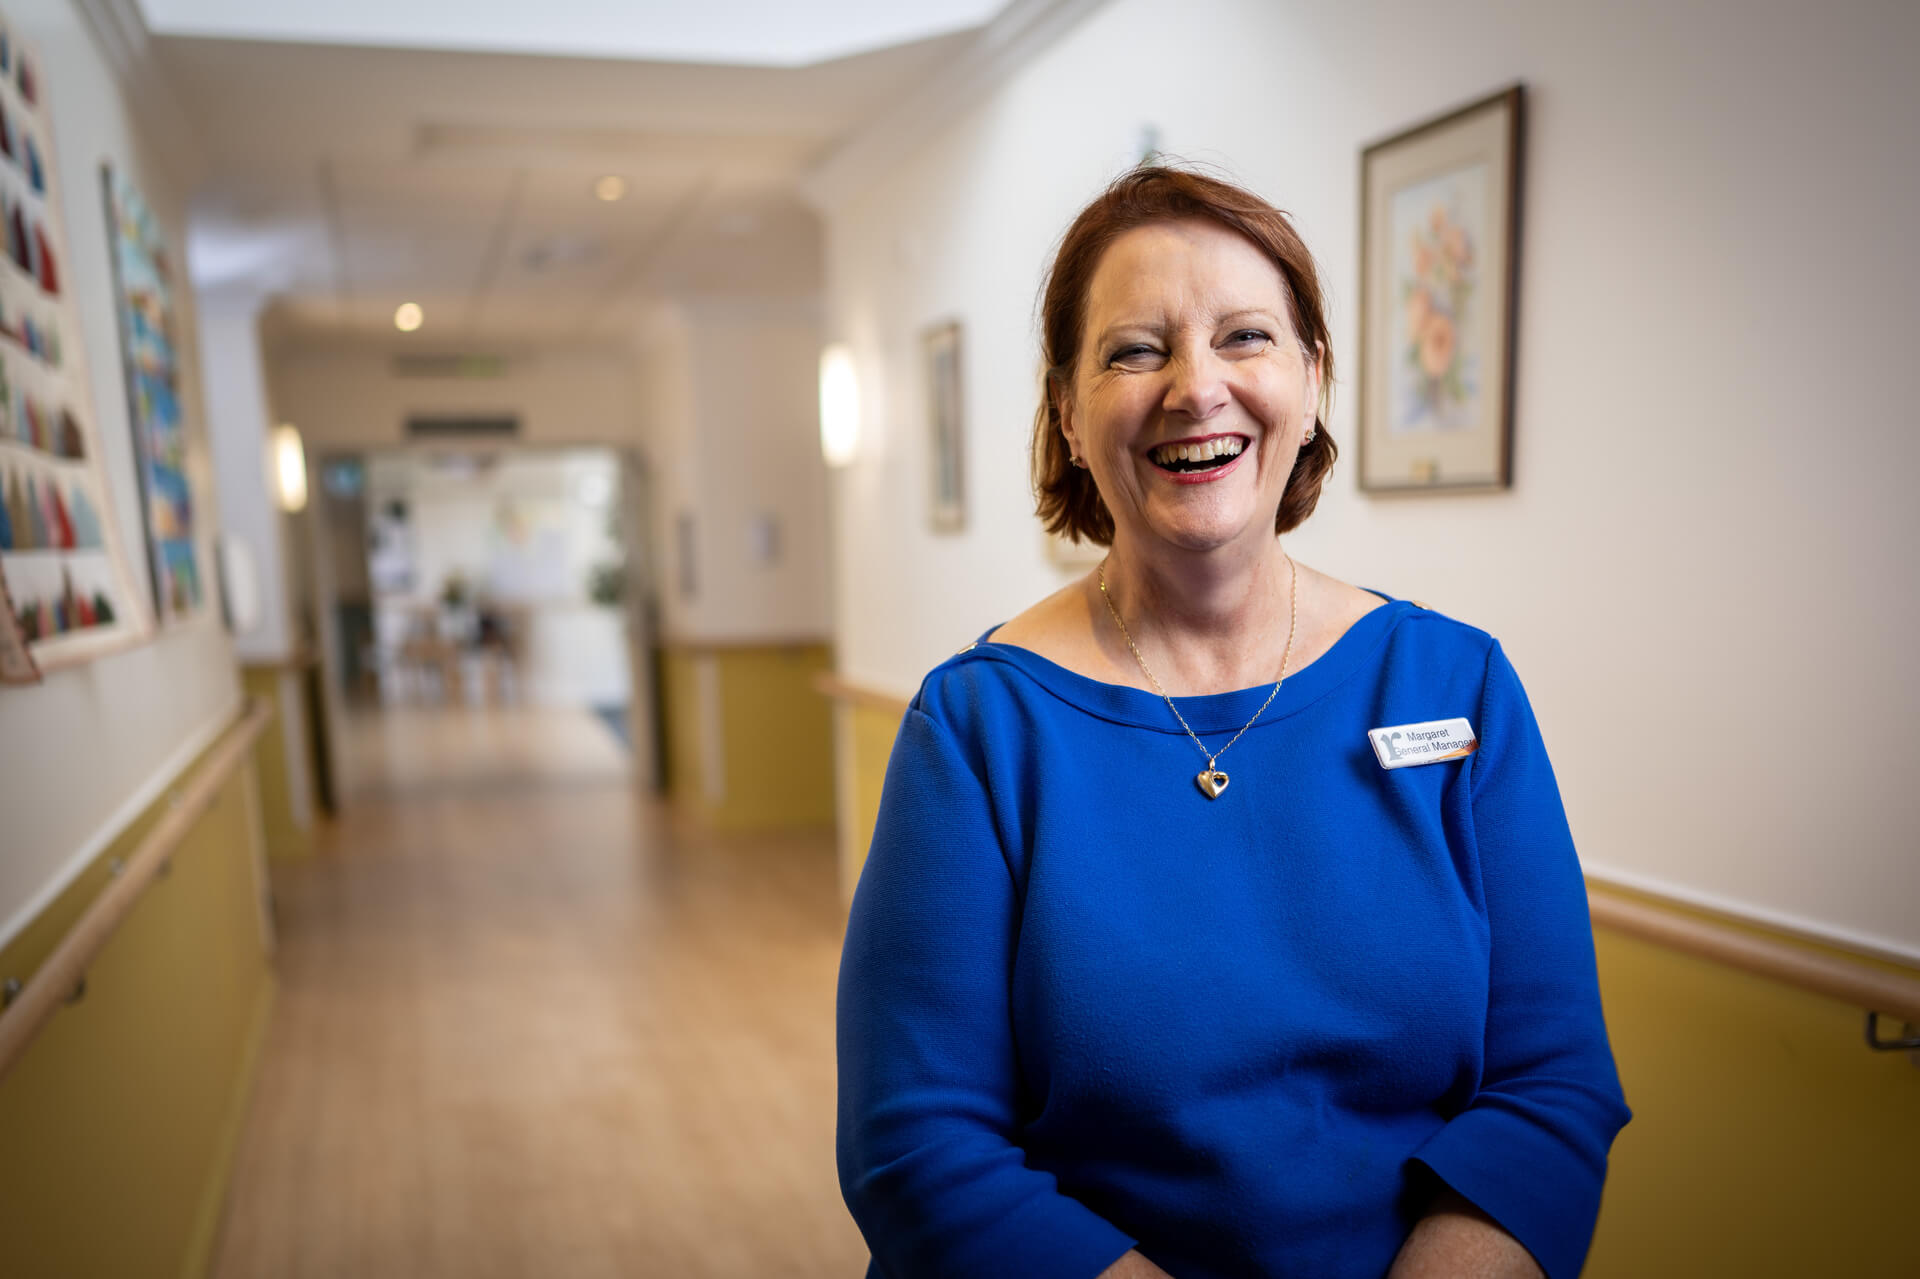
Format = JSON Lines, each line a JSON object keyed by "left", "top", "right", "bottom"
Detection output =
{"left": 392, "top": 354, "right": 508, "bottom": 379}
{"left": 405, "top": 415, "right": 520, "bottom": 438}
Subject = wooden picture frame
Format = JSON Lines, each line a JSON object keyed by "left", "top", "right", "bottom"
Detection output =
{"left": 922, "top": 319, "right": 965, "bottom": 533}
{"left": 1357, "top": 85, "right": 1524, "bottom": 492}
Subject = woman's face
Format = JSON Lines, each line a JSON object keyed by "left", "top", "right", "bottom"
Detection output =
{"left": 1060, "top": 217, "right": 1320, "bottom": 559}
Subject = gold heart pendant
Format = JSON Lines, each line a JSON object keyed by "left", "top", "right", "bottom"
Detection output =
{"left": 1196, "top": 769, "right": 1229, "bottom": 799}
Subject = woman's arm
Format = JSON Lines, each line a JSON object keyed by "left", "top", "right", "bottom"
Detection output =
{"left": 1387, "top": 1191, "right": 1544, "bottom": 1279}
{"left": 838, "top": 703, "right": 1137, "bottom": 1278}
{"left": 1403, "top": 641, "right": 1631, "bottom": 1279}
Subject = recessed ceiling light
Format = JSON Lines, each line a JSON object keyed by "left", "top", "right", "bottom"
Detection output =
{"left": 594, "top": 175, "right": 627, "bottom": 203}
{"left": 394, "top": 302, "right": 424, "bottom": 332}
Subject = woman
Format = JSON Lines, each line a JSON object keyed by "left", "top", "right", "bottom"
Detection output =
{"left": 836, "top": 167, "right": 1629, "bottom": 1279}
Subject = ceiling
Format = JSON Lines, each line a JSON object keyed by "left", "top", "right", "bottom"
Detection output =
{"left": 144, "top": 12, "right": 999, "bottom": 349}
{"left": 138, "top": 0, "right": 1006, "bottom": 67}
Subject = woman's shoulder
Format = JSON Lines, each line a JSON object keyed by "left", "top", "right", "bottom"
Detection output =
{"left": 977, "top": 575, "right": 1132, "bottom": 683}
{"left": 901, "top": 579, "right": 1123, "bottom": 745}
{"left": 912, "top": 605, "right": 1086, "bottom": 725}
{"left": 1375, "top": 586, "right": 1499, "bottom": 656}
{"left": 1272, "top": 563, "right": 1496, "bottom": 678}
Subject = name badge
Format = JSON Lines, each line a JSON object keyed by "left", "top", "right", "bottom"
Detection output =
{"left": 1369, "top": 717, "right": 1478, "bottom": 769}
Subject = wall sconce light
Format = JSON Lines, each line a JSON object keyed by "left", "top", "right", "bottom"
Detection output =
{"left": 273, "top": 423, "right": 308, "bottom": 512}
{"left": 819, "top": 343, "right": 860, "bottom": 468}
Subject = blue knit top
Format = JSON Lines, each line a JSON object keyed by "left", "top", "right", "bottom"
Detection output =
{"left": 837, "top": 593, "right": 1630, "bottom": 1279}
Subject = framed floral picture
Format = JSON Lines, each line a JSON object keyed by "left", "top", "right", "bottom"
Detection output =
{"left": 1357, "top": 85, "right": 1524, "bottom": 492}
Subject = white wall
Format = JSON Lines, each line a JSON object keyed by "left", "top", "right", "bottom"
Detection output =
{"left": 814, "top": 0, "right": 1920, "bottom": 957}
{"left": 0, "top": 0, "right": 239, "bottom": 945}
{"left": 268, "top": 344, "right": 639, "bottom": 450}
{"left": 199, "top": 288, "right": 296, "bottom": 660}
{"left": 518, "top": 608, "right": 629, "bottom": 706}
{"left": 640, "top": 298, "right": 830, "bottom": 643}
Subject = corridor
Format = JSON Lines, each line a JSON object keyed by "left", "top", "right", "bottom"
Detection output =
{"left": 3, "top": 2, "right": 1917, "bottom": 1277}
{"left": 210, "top": 708, "right": 864, "bottom": 1278}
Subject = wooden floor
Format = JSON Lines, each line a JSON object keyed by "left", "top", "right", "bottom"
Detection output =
{"left": 337, "top": 703, "right": 633, "bottom": 797}
{"left": 211, "top": 706, "right": 869, "bottom": 1278}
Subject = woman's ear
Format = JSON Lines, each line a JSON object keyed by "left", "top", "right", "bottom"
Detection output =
{"left": 1054, "top": 379, "right": 1083, "bottom": 464}
{"left": 1305, "top": 340, "right": 1326, "bottom": 420}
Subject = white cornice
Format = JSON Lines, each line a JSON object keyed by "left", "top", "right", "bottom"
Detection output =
{"left": 75, "top": 0, "right": 206, "bottom": 185}
{"left": 799, "top": 0, "right": 1110, "bottom": 212}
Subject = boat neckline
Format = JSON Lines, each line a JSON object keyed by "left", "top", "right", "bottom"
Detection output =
{"left": 963, "top": 588, "right": 1414, "bottom": 735}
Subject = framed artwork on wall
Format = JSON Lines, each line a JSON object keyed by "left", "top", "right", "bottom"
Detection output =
{"left": 922, "top": 319, "right": 965, "bottom": 533}
{"left": 1357, "top": 85, "right": 1525, "bottom": 493}
{"left": 0, "top": 16, "right": 149, "bottom": 681}
{"left": 102, "top": 165, "right": 204, "bottom": 625}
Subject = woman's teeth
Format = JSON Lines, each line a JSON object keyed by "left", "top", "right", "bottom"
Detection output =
{"left": 1150, "top": 437, "right": 1245, "bottom": 471}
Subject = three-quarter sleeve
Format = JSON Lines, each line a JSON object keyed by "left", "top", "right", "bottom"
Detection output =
{"left": 1408, "top": 640, "right": 1632, "bottom": 1279}
{"left": 836, "top": 705, "right": 1138, "bottom": 1278}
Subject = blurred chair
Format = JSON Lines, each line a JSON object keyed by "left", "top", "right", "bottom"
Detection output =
{"left": 469, "top": 602, "right": 525, "bottom": 703}
{"left": 367, "top": 604, "right": 461, "bottom": 702}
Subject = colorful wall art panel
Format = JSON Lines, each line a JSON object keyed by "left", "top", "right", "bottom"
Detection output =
{"left": 0, "top": 13, "right": 148, "bottom": 680}
{"left": 104, "top": 166, "right": 203, "bottom": 622}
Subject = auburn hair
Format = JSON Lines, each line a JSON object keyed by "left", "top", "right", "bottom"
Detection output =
{"left": 1032, "top": 165, "right": 1337, "bottom": 544}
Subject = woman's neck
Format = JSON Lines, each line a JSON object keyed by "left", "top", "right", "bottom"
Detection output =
{"left": 1096, "top": 534, "right": 1297, "bottom": 696}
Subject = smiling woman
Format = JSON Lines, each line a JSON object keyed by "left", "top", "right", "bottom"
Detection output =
{"left": 836, "top": 167, "right": 1629, "bottom": 1279}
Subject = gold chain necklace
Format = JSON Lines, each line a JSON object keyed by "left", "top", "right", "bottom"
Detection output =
{"left": 1098, "top": 554, "right": 1297, "bottom": 800}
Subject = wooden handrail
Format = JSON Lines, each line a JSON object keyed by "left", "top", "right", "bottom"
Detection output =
{"left": 238, "top": 645, "right": 319, "bottom": 673}
{"left": 814, "top": 672, "right": 912, "bottom": 716}
{"left": 663, "top": 634, "right": 833, "bottom": 654}
{"left": 1588, "top": 888, "right": 1920, "bottom": 1024}
{"left": 0, "top": 698, "right": 274, "bottom": 1085}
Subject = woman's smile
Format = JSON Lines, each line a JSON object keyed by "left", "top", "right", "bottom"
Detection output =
{"left": 1146, "top": 432, "right": 1250, "bottom": 484}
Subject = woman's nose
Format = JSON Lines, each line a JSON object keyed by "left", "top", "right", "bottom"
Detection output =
{"left": 1162, "top": 350, "right": 1230, "bottom": 420}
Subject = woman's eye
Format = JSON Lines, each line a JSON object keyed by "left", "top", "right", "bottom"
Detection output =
{"left": 1225, "top": 330, "right": 1272, "bottom": 349}
{"left": 1107, "top": 345, "right": 1163, "bottom": 368}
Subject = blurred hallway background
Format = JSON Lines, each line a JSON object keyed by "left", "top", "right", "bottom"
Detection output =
{"left": 1, "top": 1, "right": 1917, "bottom": 1277}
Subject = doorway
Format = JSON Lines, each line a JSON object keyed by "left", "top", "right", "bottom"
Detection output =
{"left": 306, "top": 444, "right": 663, "bottom": 800}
